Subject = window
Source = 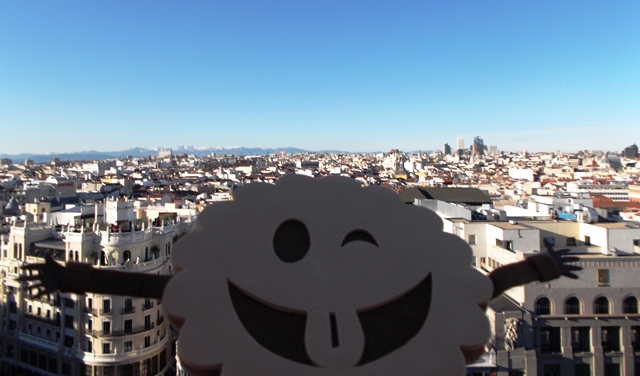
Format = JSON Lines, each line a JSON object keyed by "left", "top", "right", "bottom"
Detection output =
{"left": 571, "top": 327, "right": 590, "bottom": 352}
{"left": 48, "top": 358, "right": 57, "bottom": 373}
{"left": 102, "top": 298, "right": 111, "bottom": 314}
{"left": 64, "top": 335, "right": 74, "bottom": 348}
{"left": 535, "top": 297, "right": 551, "bottom": 315}
{"left": 123, "top": 298, "right": 133, "bottom": 313}
{"left": 539, "top": 327, "right": 561, "bottom": 353}
{"left": 594, "top": 296, "right": 610, "bottom": 314}
{"left": 566, "top": 237, "right": 576, "bottom": 246}
{"left": 123, "top": 319, "right": 133, "bottom": 334}
{"left": 468, "top": 234, "right": 476, "bottom": 245}
{"left": 624, "top": 296, "right": 638, "bottom": 314}
{"left": 87, "top": 339, "right": 93, "bottom": 353}
{"left": 145, "top": 315, "right": 151, "bottom": 329}
{"left": 543, "top": 364, "right": 561, "bottom": 376}
{"left": 584, "top": 235, "right": 591, "bottom": 245}
{"left": 601, "top": 326, "right": 620, "bottom": 352}
{"left": 65, "top": 315, "right": 74, "bottom": 329}
{"left": 62, "top": 363, "right": 71, "bottom": 375}
{"left": 103, "top": 342, "right": 111, "bottom": 354}
{"left": 634, "top": 239, "right": 640, "bottom": 247}
{"left": 597, "top": 269, "right": 610, "bottom": 284}
{"left": 151, "top": 355, "right": 158, "bottom": 374}
{"left": 160, "top": 349, "right": 167, "bottom": 370}
{"left": 604, "top": 364, "right": 620, "bottom": 376}
{"left": 124, "top": 340, "right": 132, "bottom": 352}
{"left": 142, "top": 359, "right": 150, "bottom": 375}
{"left": 544, "top": 237, "right": 555, "bottom": 246}
{"left": 144, "top": 335, "right": 151, "bottom": 348}
{"left": 102, "top": 321, "right": 110, "bottom": 335}
{"left": 9, "top": 301, "right": 17, "bottom": 313}
{"left": 565, "top": 297, "right": 581, "bottom": 314}
{"left": 39, "top": 353, "right": 47, "bottom": 370}
{"left": 632, "top": 327, "right": 640, "bottom": 351}
{"left": 495, "top": 238, "right": 514, "bottom": 251}
{"left": 575, "top": 365, "right": 590, "bottom": 376}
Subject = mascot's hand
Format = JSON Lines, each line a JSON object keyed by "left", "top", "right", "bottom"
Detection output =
{"left": 543, "top": 239, "right": 582, "bottom": 279}
{"left": 18, "top": 255, "right": 65, "bottom": 298}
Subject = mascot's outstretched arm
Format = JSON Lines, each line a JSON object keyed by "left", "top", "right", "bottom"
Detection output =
{"left": 487, "top": 239, "right": 581, "bottom": 300}
{"left": 19, "top": 240, "right": 580, "bottom": 302}
{"left": 18, "top": 255, "right": 170, "bottom": 300}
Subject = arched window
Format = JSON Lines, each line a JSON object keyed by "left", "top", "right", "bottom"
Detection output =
{"left": 565, "top": 297, "right": 581, "bottom": 315}
{"left": 623, "top": 296, "right": 638, "bottom": 314}
{"left": 100, "top": 251, "right": 108, "bottom": 266}
{"left": 69, "top": 251, "right": 74, "bottom": 261}
{"left": 123, "top": 251, "right": 131, "bottom": 263}
{"left": 535, "top": 297, "right": 552, "bottom": 315}
{"left": 594, "top": 297, "right": 610, "bottom": 314}
{"left": 75, "top": 251, "right": 79, "bottom": 261}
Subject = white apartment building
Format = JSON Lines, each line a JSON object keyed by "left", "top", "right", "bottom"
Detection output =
{"left": 418, "top": 201, "right": 640, "bottom": 376}
{"left": 0, "top": 197, "right": 197, "bottom": 376}
{"left": 566, "top": 182, "right": 629, "bottom": 202}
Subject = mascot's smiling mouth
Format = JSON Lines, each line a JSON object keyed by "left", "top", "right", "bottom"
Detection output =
{"left": 228, "top": 274, "right": 432, "bottom": 367}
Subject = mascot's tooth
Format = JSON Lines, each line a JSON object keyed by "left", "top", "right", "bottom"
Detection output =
{"left": 304, "top": 310, "right": 364, "bottom": 368}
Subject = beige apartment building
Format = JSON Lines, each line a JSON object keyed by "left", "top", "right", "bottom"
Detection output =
{"left": 0, "top": 197, "right": 197, "bottom": 376}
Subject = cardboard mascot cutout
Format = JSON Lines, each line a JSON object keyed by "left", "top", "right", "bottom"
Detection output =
{"left": 20, "top": 175, "right": 580, "bottom": 375}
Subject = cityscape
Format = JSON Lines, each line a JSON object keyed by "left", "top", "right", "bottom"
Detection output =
{"left": 2, "top": 1, "right": 639, "bottom": 376}
{"left": 1, "top": 139, "right": 639, "bottom": 375}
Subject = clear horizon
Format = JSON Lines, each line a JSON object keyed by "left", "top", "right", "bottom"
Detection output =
{"left": 1, "top": 1, "right": 639, "bottom": 155}
{"left": 1, "top": 143, "right": 635, "bottom": 160}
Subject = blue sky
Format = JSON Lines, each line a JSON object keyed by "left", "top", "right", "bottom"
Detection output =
{"left": 1, "top": 1, "right": 639, "bottom": 154}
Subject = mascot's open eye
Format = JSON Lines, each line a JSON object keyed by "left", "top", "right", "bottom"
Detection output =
{"left": 273, "top": 219, "right": 311, "bottom": 263}
{"left": 341, "top": 230, "right": 378, "bottom": 247}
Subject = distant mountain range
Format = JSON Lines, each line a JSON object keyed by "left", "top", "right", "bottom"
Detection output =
{"left": 0, "top": 146, "right": 365, "bottom": 164}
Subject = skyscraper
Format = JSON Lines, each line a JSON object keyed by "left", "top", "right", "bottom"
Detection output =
{"left": 472, "top": 136, "right": 485, "bottom": 156}
{"left": 457, "top": 137, "right": 464, "bottom": 156}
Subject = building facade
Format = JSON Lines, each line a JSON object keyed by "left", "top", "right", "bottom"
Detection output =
{"left": 0, "top": 197, "right": 197, "bottom": 375}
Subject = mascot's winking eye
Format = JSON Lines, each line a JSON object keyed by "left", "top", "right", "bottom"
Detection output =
{"left": 163, "top": 175, "right": 492, "bottom": 376}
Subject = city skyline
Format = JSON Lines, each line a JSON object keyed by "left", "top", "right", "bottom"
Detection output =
{"left": 1, "top": 1, "right": 639, "bottom": 154}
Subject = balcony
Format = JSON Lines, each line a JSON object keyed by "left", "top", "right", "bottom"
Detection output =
{"left": 142, "top": 302, "right": 154, "bottom": 311}
{"left": 156, "top": 316, "right": 164, "bottom": 326}
{"left": 85, "top": 322, "right": 155, "bottom": 337}
{"left": 100, "top": 308, "right": 113, "bottom": 315}
{"left": 25, "top": 247, "right": 65, "bottom": 262}
{"left": 24, "top": 313, "right": 60, "bottom": 327}
{"left": 121, "top": 306, "right": 136, "bottom": 314}
{"left": 84, "top": 307, "right": 98, "bottom": 315}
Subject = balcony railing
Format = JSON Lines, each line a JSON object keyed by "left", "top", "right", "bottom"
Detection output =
{"left": 24, "top": 313, "right": 60, "bottom": 327}
{"left": 156, "top": 316, "right": 164, "bottom": 326}
{"left": 85, "top": 323, "right": 155, "bottom": 338}
{"left": 121, "top": 306, "right": 136, "bottom": 314}
{"left": 100, "top": 308, "right": 113, "bottom": 315}
{"left": 25, "top": 247, "right": 65, "bottom": 262}
{"left": 84, "top": 307, "right": 98, "bottom": 315}
{"left": 142, "top": 302, "right": 154, "bottom": 311}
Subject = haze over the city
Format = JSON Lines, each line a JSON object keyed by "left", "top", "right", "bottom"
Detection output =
{"left": 1, "top": 1, "right": 638, "bottom": 154}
